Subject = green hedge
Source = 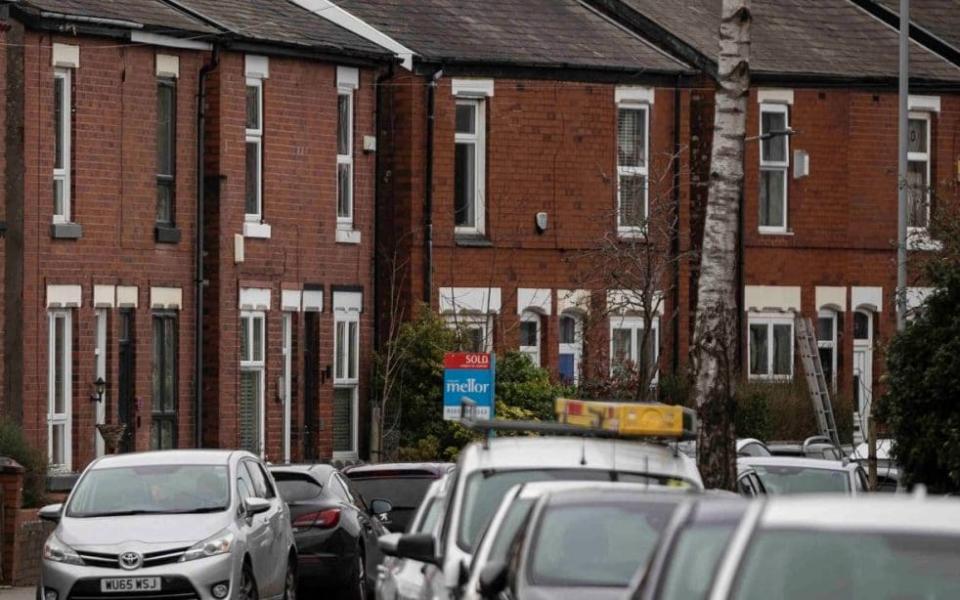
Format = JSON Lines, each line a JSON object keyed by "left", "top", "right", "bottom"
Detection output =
{"left": 0, "top": 419, "right": 48, "bottom": 508}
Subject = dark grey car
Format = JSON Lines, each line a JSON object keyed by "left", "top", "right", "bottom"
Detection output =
{"left": 270, "top": 464, "right": 391, "bottom": 599}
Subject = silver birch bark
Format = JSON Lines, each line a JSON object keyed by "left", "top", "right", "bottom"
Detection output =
{"left": 692, "top": 0, "right": 752, "bottom": 490}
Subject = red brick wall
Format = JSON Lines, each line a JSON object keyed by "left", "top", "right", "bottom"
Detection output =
{"left": 379, "top": 74, "right": 688, "bottom": 383}
{"left": 742, "top": 87, "right": 960, "bottom": 408}
{"left": 8, "top": 33, "right": 204, "bottom": 470}
{"left": 203, "top": 53, "right": 379, "bottom": 461}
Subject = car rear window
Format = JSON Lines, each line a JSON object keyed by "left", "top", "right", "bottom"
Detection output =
{"left": 273, "top": 472, "right": 323, "bottom": 503}
{"left": 529, "top": 500, "right": 676, "bottom": 587}
{"left": 752, "top": 465, "right": 850, "bottom": 495}
{"left": 347, "top": 476, "right": 435, "bottom": 509}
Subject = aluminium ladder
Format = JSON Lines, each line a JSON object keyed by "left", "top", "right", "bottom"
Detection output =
{"left": 795, "top": 316, "right": 842, "bottom": 449}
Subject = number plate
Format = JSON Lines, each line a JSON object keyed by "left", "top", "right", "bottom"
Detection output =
{"left": 100, "top": 578, "right": 161, "bottom": 593}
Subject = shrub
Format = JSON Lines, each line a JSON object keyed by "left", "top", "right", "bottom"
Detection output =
{"left": 734, "top": 380, "right": 820, "bottom": 442}
{"left": 0, "top": 419, "right": 48, "bottom": 508}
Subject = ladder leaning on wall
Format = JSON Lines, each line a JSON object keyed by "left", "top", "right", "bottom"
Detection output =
{"left": 795, "top": 316, "right": 842, "bottom": 449}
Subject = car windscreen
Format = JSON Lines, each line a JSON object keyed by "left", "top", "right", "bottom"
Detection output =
{"left": 528, "top": 500, "right": 676, "bottom": 588}
{"left": 349, "top": 476, "right": 435, "bottom": 531}
{"left": 751, "top": 465, "right": 850, "bottom": 494}
{"left": 458, "top": 469, "right": 686, "bottom": 551}
{"left": 273, "top": 472, "right": 323, "bottom": 503}
{"left": 68, "top": 464, "right": 229, "bottom": 517}
{"left": 731, "top": 529, "right": 960, "bottom": 599}
{"left": 655, "top": 524, "right": 736, "bottom": 600}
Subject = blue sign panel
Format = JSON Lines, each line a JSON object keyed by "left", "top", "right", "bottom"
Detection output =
{"left": 443, "top": 352, "right": 496, "bottom": 420}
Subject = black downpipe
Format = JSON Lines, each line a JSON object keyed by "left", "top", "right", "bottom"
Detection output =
{"left": 671, "top": 76, "right": 682, "bottom": 374}
{"left": 423, "top": 69, "right": 443, "bottom": 304}
{"left": 195, "top": 47, "right": 219, "bottom": 448}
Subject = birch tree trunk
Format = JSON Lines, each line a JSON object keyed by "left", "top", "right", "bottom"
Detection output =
{"left": 692, "top": 0, "right": 752, "bottom": 490}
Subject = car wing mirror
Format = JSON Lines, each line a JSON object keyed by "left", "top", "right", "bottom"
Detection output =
{"left": 370, "top": 498, "right": 393, "bottom": 516}
{"left": 478, "top": 560, "right": 508, "bottom": 598}
{"left": 244, "top": 497, "right": 271, "bottom": 516}
{"left": 39, "top": 503, "right": 63, "bottom": 523}
{"left": 383, "top": 533, "right": 438, "bottom": 565}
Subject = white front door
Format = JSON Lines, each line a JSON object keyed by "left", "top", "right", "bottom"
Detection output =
{"left": 94, "top": 309, "right": 108, "bottom": 457}
{"left": 282, "top": 313, "right": 293, "bottom": 464}
{"left": 852, "top": 310, "right": 873, "bottom": 444}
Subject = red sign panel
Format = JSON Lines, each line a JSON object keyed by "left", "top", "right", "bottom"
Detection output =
{"left": 443, "top": 352, "right": 492, "bottom": 370}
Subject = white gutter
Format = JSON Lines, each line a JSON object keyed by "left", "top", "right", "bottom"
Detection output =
{"left": 130, "top": 31, "right": 213, "bottom": 51}
{"left": 290, "top": 0, "right": 415, "bottom": 69}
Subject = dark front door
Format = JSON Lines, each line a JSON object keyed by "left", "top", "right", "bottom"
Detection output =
{"left": 303, "top": 312, "right": 320, "bottom": 461}
{"left": 118, "top": 309, "right": 136, "bottom": 452}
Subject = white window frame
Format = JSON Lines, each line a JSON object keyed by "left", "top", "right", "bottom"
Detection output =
{"left": 519, "top": 311, "right": 542, "bottom": 367}
{"left": 758, "top": 103, "right": 790, "bottom": 234}
{"left": 94, "top": 308, "right": 108, "bottom": 457}
{"left": 454, "top": 98, "right": 485, "bottom": 236}
{"left": 245, "top": 78, "right": 264, "bottom": 222}
{"left": 281, "top": 312, "right": 293, "bottom": 464}
{"left": 240, "top": 311, "right": 266, "bottom": 456}
{"left": 907, "top": 111, "right": 931, "bottom": 235}
{"left": 816, "top": 309, "right": 838, "bottom": 392}
{"left": 333, "top": 309, "right": 360, "bottom": 459}
{"left": 608, "top": 315, "right": 660, "bottom": 382}
{"left": 48, "top": 310, "right": 72, "bottom": 472}
{"left": 616, "top": 102, "right": 650, "bottom": 236}
{"left": 337, "top": 88, "right": 355, "bottom": 227}
{"left": 445, "top": 314, "right": 493, "bottom": 353}
{"left": 53, "top": 68, "right": 72, "bottom": 224}
{"left": 558, "top": 311, "right": 583, "bottom": 385}
{"left": 747, "top": 313, "right": 794, "bottom": 380}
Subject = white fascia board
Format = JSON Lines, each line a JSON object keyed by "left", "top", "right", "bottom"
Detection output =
{"left": 290, "top": 0, "right": 416, "bottom": 70}
{"left": 131, "top": 31, "right": 213, "bottom": 51}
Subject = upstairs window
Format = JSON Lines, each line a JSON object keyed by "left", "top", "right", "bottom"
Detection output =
{"left": 245, "top": 80, "right": 263, "bottom": 221}
{"left": 454, "top": 99, "right": 485, "bottom": 235}
{"left": 156, "top": 79, "right": 176, "bottom": 227}
{"left": 617, "top": 104, "right": 649, "bottom": 234}
{"left": 907, "top": 113, "right": 931, "bottom": 232}
{"left": 337, "top": 89, "right": 354, "bottom": 226}
{"left": 53, "top": 68, "right": 72, "bottom": 223}
{"left": 759, "top": 104, "right": 789, "bottom": 232}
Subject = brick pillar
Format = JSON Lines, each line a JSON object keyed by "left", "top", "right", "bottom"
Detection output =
{"left": 0, "top": 457, "right": 25, "bottom": 585}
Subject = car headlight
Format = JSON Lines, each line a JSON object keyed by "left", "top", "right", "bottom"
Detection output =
{"left": 43, "top": 534, "right": 84, "bottom": 565}
{"left": 180, "top": 529, "right": 235, "bottom": 562}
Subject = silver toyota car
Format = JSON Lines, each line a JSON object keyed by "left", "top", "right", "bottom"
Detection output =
{"left": 38, "top": 450, "right": 297, "bottom": 600}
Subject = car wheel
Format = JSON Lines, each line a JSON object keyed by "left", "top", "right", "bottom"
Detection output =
{"left": 240, "top": 564, "right": 259, "bottom": 600}
{"left": 283, "top": 558, "right": 297, "bottom": 600}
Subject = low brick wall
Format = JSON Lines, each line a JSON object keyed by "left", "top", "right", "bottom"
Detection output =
{"left": 13, "top": 509, "right": 53, "bottom": 586}
{"left": 0, "top": 458, "right": 24, "bottom": 585}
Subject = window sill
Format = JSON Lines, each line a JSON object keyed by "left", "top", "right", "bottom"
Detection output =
{"left": 51, "top": 222, "right": 82, "bottom": 239}
{"left": 747, "top": 374, "right": 794, "bottom": 382}
{"left": 455, "top": 234, "right": 493, "bottom": 248}
{"left": 907, "top": 230, "right": 942, "bottom": 251}
{"left": 243, "top": 221, "right": 272, "bottom": 239}
{"left": 155, "top": 225, "right": 181, "bottom": 244}
{"left": 331, "top": 452, "right": 359, "bottom": 463}
{"left": 336, "top": 228, "right": 362, "bottom": 244}
{"left": 757, "top": 228, "right": 793, "bottom": 236}
{"left": 617, "top": 228, "right": 648, "bottom": 240}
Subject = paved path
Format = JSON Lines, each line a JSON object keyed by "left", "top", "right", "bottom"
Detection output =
{"left": 0, "top": 588, "right": 33, "bottom": 600}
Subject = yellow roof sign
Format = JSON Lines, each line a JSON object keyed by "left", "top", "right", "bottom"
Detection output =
{"left": 555, "top": 398, "right": 697, "bottom": 440}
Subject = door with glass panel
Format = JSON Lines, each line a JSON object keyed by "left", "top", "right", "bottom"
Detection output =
{"left": 853, "top": 310, "right": 873, "bottom": 444}
{"left": 118, "top": 309, "right": 136, "bottom": 453}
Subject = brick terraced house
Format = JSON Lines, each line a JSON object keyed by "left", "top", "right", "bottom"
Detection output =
{"left": 336, "top": 0, "right": 701, "bottom": 391}
{"left": 0, "top": 0, "right": 392, "bottom": 472}
{"left": 590, "top": 0, "right": 960, "bottom": 440}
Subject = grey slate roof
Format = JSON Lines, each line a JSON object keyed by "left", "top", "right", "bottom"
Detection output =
{"left": 11, "top": 0, "right": 217, "bottom": 34}
{"left": 172, "top": 0, "right": 390, "bottom": 58}
{"left": 875, "top": 0, "right": 960, "bottom": 53}
{"left": 337, "top": 0, "right": 689, "bottom": 73}
{"left": 613, "top": 0, "right": 960, "bottom": 81}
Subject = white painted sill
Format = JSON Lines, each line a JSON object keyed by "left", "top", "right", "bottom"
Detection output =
{"left": 336, "top": 228, "right": 361, "bottom": 244}
{"left": 907, "top": 230, "right": 942, "bottom": 251}
{"left": 617, "top": 227, "right": 648, "bottom": 240}
{"left": 758, "top": 227, "right": 793, "bottom": 236}
{"left": 243, "top": 221, "right": 272, "bottom": 239}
